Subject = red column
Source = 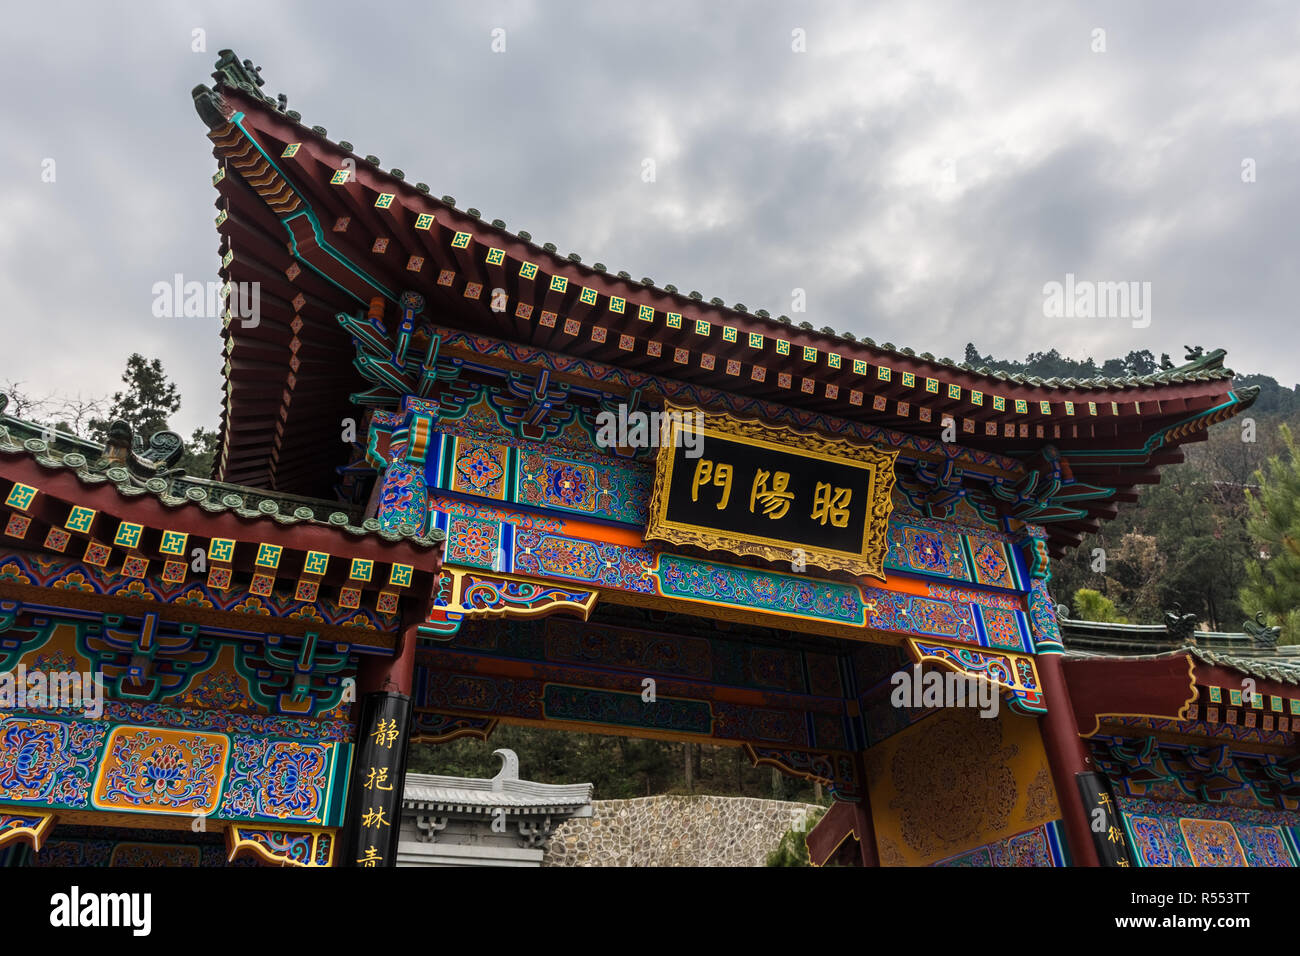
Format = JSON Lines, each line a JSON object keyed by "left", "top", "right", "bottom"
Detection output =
{"left": 1036, "top": 653, "right": 1100, "bottom": 867}
{"left": 806, "top": 796, "right": 878, "bottom": 866}
{"left": 850, "top": 754, "right": 878, "bottom": 866}
{"left": 807, "top": 755, "right": 881, "bottom": 866}
{"left": 850, "top": 797, "right": 878, "bottom": 866}
{"left": 357, "top": 612, "right": 420, "bottom": 697}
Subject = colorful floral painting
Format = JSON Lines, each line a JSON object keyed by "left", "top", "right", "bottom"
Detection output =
{"left": 92, "top": 726, "right": 229, "bottom": 815}
{"left": 655, "top": 555, "right": 864, "bottom": 625}
{"left": 971, "top": 541, "right": 1017, "bottom": 590}
{"left": 514, "top": 530, "right": 654, "bottom": 593}
{"left": 1119, "top": 797, "right": 1298, "bottom": 867}
{"left": 446, "top": 517, "right": 501, "bottom": 569}
{"left": 863, "top": 589, "right": 978, "bottom": 643}
{"left": 451, "top": 438, "right": 508, "bottom": 499}
{"left": 515, "top": 449, "right": 647, "bottom": 524}
{"left": 887, "top": 525, "right": 966, "bottom": 579}
{"left": 979, "top": 605, "right": 1029, "bottom": 651}
{"left": 219, "top": 738, "right": 330, "bottom": 822}
{"left": 0, "top": 718, "right": 105, "bottom": 808}
{"left": 1179, "top": 818, "right": 1249, "bottom": 866}
{"left": 0, "top": 719, "right": 69, "bottom": 801}
{"left": 933, "top": 822, "right": 1066, "bottom": 867}
{"left": 1127, "top": 814, "right": 1191, "bottom": 866}
{"left": 1236, "top": 825, "right": 1294, "bottom": 867}
{"left": 376, "top": 460, "right": 428, "bottom": 531}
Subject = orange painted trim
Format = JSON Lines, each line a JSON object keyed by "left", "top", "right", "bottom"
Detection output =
{"left": 431, "top": 495, "right": 646, "bottom": 547}
{"left": 0, "top": 807, "right": 57, "bottom": 853}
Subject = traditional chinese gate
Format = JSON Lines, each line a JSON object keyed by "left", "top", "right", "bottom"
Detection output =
{"left": 0, "top": 51, "right": 1260, "bottom": 867}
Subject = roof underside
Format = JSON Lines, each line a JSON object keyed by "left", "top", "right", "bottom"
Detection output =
{"left": 194, "top": 53, "right": 1256, "bottom": 553}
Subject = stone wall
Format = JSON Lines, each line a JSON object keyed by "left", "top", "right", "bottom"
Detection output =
{"left": 542, "top": 794, "right": 823, "bottom": 867}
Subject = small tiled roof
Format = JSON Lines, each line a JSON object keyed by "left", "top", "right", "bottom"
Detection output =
{"left": 403, "top": 749, "right": 593, "bottom": 815}
{"left": 1187, "top": 646, "right": 1300, "bottom": 686}
{"left": 1064, "top": 644, "right": 1300, "bottom": 681}
{"left": 402, "top": 775, "right": 594, "bottom": 813}
{"left": 1061, "top": 613, "right": 1300, "bottom": 683}
{"left": 0, "top": 401, "right": 443, "bottom": 548}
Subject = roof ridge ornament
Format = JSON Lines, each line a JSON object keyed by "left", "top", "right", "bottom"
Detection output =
{"left": 1178, "top": 345, "right": 1227, "bottom": 372}
{"left": 95, "top": 419, "right": 186, "bottom": 477}
{"left": 102, "top": 420, "right": 133, "bottom": 465}
{"left": 1242, "top": 611, "right": 1282, "bottom": 648}
{"left": 211, "top": 49, "right": 271, "bottom": 101}
{"left": 492, "top": 749, "right": 520, "bottom": 790}
{"left": 135, "top": 428, "right": 185, "bottom": 469}
{"left": 194, "top": 51, "right": 273, "bottom": 128}
{"left": 191, "top": 84, "right": 231, "bottom": 129}
{"left": 1164, "top": 604, "right": 1199, "bottom": 642}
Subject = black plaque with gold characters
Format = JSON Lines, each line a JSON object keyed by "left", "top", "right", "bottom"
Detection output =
{"left": 341, "top": 691, "right": 412, "bottom": 867}
{"left": 646, "top": 403, "right": 897, "bottom": 579}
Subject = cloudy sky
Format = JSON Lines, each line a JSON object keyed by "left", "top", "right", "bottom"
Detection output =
{"left": 2, "top": 0, "right": 1296, "bottom": 435}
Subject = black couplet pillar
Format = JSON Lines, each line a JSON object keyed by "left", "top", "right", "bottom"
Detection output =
{"left": 341, "top": 691, "right": 413, "bottom": 868}
{"left": 1075, "top": 771, "right": 1133, "bottom": 867}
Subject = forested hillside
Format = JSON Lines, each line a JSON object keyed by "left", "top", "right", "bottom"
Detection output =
{"left": 963, "top": 343, "right": 1300, "bottom": 636}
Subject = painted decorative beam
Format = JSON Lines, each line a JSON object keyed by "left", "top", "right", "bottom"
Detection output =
{"left": 418, "top": 568, "right": 597, "bottom": 637}
{"left": 226, "top": 825, "right": 338, "bottom": 867}
{"left": 905, "top": 637, "right": 1045, "bottom": 712}
{"left": 0, "top": 808, "right": 57, "bottom": 853}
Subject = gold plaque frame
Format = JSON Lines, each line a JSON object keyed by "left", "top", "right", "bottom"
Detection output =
{"left": 645, "top": 403, "right": 898, "bottom": 580}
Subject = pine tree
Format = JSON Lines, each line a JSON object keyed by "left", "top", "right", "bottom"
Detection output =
{"left": 179, "top": 427, "right": 221, "bottom": 477}
{"left": 1071, "top": 588, "right": 1127, "bottom": 623}
{"left": 1241, "top": 424, "right": 1300, "bottom": 643}
{"left": 87, "top": 354, "right": 182, "bottom": 444}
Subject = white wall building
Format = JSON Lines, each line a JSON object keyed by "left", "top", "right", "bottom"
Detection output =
{"left": 398, "top": 749, "right": 593, "bottom": 867}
